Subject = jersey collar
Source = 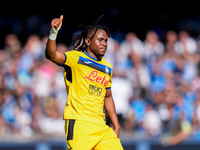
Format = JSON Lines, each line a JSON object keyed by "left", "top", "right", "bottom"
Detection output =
{"left": 84, "top": 51, "right": 101, "bottom": 61}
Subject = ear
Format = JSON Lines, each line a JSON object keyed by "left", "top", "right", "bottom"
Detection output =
{"left": 85, "top": 38, "right": 90, "bottom": 46}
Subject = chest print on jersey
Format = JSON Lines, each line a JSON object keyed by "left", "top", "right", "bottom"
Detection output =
{"left": 84, "top": 70, "right": 109, "bottom": 87}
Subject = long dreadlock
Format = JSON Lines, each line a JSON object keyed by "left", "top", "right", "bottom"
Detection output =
{"left": 72, "top": 15, "right": 111, "bottom": 51}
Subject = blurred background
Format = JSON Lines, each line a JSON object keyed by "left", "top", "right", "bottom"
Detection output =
{"left": 1, "top": 1, "right": 200, "bottom": 150}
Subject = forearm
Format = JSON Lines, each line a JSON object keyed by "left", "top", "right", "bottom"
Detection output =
{"left": 45, "top": 15, "right": 65, "bottom": 65}
{"left": 104, "top": 95, "right": 120, "bottom": 130}
{"left": 45, "top": 39, "right": 56, "bottom": 60}
{"left": 169, "top": 131, "right": 186, "bottom": 145}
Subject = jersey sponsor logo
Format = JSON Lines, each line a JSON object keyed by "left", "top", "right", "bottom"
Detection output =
{"left": 88, "top": 84, "right": 102, "bottom": 97}
{"left": 84, "top": 70, "right": 109, "bottom": 87}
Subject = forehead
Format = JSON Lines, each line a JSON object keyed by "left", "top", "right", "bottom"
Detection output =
{"left": 94, "top": 29, "right": 108, "bottom": 39}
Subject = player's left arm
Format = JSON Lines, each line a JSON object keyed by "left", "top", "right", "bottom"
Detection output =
{"left": 104, "top": 88, "right": 120, "bottom": 137}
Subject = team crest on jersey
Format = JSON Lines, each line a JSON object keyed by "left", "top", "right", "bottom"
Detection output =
{"left": 105, "top": 67, "right": 109, "bottom": 74}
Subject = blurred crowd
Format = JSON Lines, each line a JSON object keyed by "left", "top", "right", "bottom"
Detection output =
{"left": 1, "top": 28, "right": 200, "bottom": 145}
{"left": 0, "top": 34, "right": 67, "bottom": 138}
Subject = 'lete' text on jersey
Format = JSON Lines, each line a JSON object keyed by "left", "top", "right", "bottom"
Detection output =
{"left": 62, "top": 50, "right": 112, "bottom": 124}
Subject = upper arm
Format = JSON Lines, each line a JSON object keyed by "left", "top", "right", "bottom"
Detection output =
{"left": 51, "top": 51, "right": 66, "bottom": 66}
{"left": 45, "top": 39, "right": 66, "bottom": 65}
{"left": 105, "top": 88, "right": 112, "bottom": 98}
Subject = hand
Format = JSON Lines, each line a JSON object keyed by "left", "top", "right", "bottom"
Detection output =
{"left": 114, "top": 126, "right": 120, "bottom": 138}
{"left": 49, "top": 15, "right": 63, "bottom": 40}
{"left": 51, "top": 15, "right": 63, "bottom": 29}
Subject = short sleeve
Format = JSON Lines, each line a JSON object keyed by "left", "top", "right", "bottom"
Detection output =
{"left": 62, "top": 51, "right": 79, "bottom": 67}
{"left": 106, "top": 69, "right": 112, "bottom": 89}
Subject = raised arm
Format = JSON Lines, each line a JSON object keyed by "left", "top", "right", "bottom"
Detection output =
{"left": 45, "top": 15, "right": 66, "bottom": 65}
{"left": 104, "top": 88, "right": 120, "bottom": 137}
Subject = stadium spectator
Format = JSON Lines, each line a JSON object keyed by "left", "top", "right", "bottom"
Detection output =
{"left": 1, "top": 26, "right": 200, "bottom": 145}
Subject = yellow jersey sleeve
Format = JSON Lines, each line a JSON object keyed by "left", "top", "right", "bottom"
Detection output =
{"left": 106, "top": 68, "right": 112, "bottom": 89}
{"left": 63, "top": 50, "right": 80, "bottom": 67}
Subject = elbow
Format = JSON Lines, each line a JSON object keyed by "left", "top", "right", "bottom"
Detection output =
{"left": 45, "top": 48, "right": 54, "bottom": 60}
{"left": 45, "top": 50, "right": 50, "bottom": 60}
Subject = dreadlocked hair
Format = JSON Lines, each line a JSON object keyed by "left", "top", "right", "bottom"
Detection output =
{"left": 72, "top": 14, "right": 111, "bottom": 51}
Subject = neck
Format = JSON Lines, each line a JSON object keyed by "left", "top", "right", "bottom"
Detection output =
{"left": 85, "top": 49, "right": 102, "bottom": 61}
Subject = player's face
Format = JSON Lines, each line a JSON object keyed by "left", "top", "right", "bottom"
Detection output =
{"left": 89, "top": 29, "right": 108, "bottom": 59}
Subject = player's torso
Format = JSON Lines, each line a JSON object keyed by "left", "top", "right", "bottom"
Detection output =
{"left": 63, "top": 50, "right": 112, "bottom": 124}
{"left": 75, "top": 53, "right": 111, "bottom": 97}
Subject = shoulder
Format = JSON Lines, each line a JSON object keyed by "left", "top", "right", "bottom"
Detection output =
{"left": 64, "top": 50, "right": 82, "bottom": 55}
{"left": 63, "top": 50, "right": 84, "bottom": 66}
{"left": 64, "top": 50, "right": 85, "bottom": 59}
{"left": 101, "top": 57, "right": 112, "bottom": 69}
